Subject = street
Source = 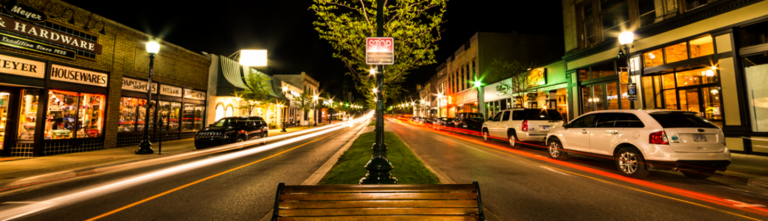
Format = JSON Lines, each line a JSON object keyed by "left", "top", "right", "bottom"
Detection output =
{"left": 0, "top": 119, "right": 368, "bottom": 220}
{"left": 388, "top": 118, "right": 768, "bottom": 220}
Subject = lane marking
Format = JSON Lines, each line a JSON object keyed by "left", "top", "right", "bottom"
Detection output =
{"left": 85, "top": 130, "right": 344, "bottom": 221}
{"left": 392, "top": 120, "right": 765, "bottom": 220}
{"left": 540, "top": 166, "right": 570, "bottom": 176}
{"left": 727, "top": 199, "right": 767, "bottom": 208}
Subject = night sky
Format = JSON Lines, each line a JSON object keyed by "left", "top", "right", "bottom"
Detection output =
{"left": 64, "top": 0, "right": 563, "bottom": 99}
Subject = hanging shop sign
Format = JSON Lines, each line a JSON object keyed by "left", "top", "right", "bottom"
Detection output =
{"left": 0, "top": 53, "right": 44, "bottom": 78}
{"left": 365, "top": 37, "right": 394, "bottom": 65}
{"left": 121, "top": 77, "right": 158, "bottom": 93}
{"left": 184, "top": 89, "right": 206, "bottom": 100}
{"left": 0, "top": 32, "right": 76, "bottom": 59}
{"left": 160, "top": 85, "right": 182, "bottom": 97}
{"left": 527, "top": 68, "right": 547, "bottom": 87}
{"left": 50, "top": 64, "right": 108, "bottom": 87}
{"left": 0, "top": 14, "right": 103, "bottom": 54}
{"left": 2, "top": 3, "right": 46, "bottom": 23}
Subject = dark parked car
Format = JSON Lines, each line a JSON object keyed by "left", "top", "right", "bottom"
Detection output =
{"left": 432, "top": 117, "right": 454, "bottom": 130}
{"left": 453, "top": 113, "right": 485, "bottom": 131}
{"left": 195, "top": 116, "right": 268, "bottom": 149}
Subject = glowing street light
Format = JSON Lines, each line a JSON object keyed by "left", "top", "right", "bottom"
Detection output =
{"left": 372, "top": 88, "right": 378, "bottom": 93}
{"left": 136, "top": 40, "right": 161, "bottom": 155}
{"left": 239, "top": 49, "right": 267, "bottom": 66}
{"left": 618, "top": 31, "right": 635, "bottom": 108}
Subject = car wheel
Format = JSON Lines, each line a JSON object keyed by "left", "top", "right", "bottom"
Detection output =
{"left": 548, "top": 139, "right": 567, "bottom": 160}
{"left": 508, "top": 134, "right": 521, "bottom": 148}
{"left": 236, "top": 137, "right": 245, "bottom": 143}
{"left": 615, "top": 147, "right": 650, "bottom": 178}
{"left": 482, "top": 129, "right": 490, "bottom": 142}
{"left": 261, "top": 132, "right": 268, "bottom": 145}
{"left": 681, "top": 170, "right": 714, "bottom": 179}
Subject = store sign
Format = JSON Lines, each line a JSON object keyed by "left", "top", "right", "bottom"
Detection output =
{"left": 496, "top": 83, "right": 510, "bottom": 96}
{"left": 0, "top": 33, "right": 76, "bottom": 59}
{"left": 122, "top": 77, "right": 157, "bottom": 93}
{"left": 365, "top": 37, "right": 394, "bottom": 65}
{"left": 0, "top": 53, "right": 44, "bottom": 78}
{"left": 160, "top": 85, "right": 182, "bottom": 97}
{"left": 184, "top": 89, "right": 206, "bottom": 100}
{"left": 0, "top": 14, "right": 103, "bottom": 54}
{"left": 50, "top": 65, "right": 108, "bottom": 87}
{"left": 3, "top": 3, "right": 46, "bottom": 23}
{"left": 527, "top": 68, "right": 547, "bottom": 87}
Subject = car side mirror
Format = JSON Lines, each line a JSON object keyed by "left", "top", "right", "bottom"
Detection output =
{"left": 562, "top": 123, "right": 570, "bottom": 129}
{"left": 208, "top": 124, "right": 213, "bottom": 127}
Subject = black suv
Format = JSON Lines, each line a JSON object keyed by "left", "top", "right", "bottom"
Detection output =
{"left": 453, "top": 113, "right": 485, "bottom": 131}
{"left": 195, "top": 116, "right": 269, "bottom": 149}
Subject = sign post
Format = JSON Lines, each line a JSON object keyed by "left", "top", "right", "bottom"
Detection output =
{"left": 360, "top": 1, "right": 397, "bottom": 184}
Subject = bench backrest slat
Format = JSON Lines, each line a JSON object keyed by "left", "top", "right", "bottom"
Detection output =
{"left": 276, "top": 216, "right": 478, "bottom": 221}
{"left": 279, "top": 200, "right": 478, "bottom": 209}
{"left": 282, "top": 184, "right": 475, "bottom": 193}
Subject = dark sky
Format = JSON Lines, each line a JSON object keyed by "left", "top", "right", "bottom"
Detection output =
{"left": 64, "top": 0, "right": 563, "bottom": 99}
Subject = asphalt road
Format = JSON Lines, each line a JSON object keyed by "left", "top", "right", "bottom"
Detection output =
{"left": 388, "top": 118, "right": 768, "bottom": 221}
{"left": 0, "top": 120, "right": 367, "bottom": 221}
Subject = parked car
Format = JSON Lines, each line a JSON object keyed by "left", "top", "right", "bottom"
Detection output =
{"left": 453, "top": 113, "right": 485, "bottom": 131}
{"left": 482, "top": 108, "right": 564, "bottom": 147}
{"left": 545, "top": 110, "right": 731, "bottom": 178}
{"left": 433, "top": 117, "right": 454, "bottom": 130}
{"left": 409, "top": 117, "right": 423, "bottom": 124}
{"left": 195, "top": 116, "right": 269, "bottom": 149}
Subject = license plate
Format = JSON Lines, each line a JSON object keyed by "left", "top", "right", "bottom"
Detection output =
{"left": 463, "top": 125, "right": 467, "bottom": 128}
{"left": 542, "top": 126, "right": 550, "bottom": 130}
{"left": 693, "top": 134, "right": 707, "bottom": 142}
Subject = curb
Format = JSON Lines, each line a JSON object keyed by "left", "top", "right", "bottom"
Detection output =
{"left": 391, "top": 127, "right": 456, "bottom": 184}
{"left": 301, "top": 123, "right": 370, "bottom": 185}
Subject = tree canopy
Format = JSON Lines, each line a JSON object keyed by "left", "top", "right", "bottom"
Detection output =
{"left": 311, "top": 0, "right": 447, "bottom": 105}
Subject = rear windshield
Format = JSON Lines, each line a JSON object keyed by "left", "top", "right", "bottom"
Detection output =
{"left": 466, "top": 113, "right": 484, "bottom": 119}
{"left": 521, "top": 109, "right": 564, "bottom": 121}
{"left": 649, "top": 112, "right": 718, "bottom": 128}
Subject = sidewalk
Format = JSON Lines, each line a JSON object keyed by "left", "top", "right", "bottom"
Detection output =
{"left": 0, "top": 125, "right": 322, "bottom": 191}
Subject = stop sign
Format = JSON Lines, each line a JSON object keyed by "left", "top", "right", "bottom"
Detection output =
{"left": 366, "top": 37, "right": 394, "bottom": 65}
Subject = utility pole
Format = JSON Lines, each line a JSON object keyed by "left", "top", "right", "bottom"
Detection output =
{"left": 361, "top": 0, "right": 397, "bottom": 184}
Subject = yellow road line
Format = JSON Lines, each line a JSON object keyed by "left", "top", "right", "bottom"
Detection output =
{"left": 86, "top": 130, "right": 343, "bottom": 221}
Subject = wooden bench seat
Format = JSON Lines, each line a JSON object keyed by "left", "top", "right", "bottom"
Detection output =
{"left": 271, "top": 181, "right": 486, "bottom": 221}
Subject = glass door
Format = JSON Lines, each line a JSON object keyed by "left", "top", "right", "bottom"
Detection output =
{"left": 0, "top": 91, "right": 9, "bottom": 150}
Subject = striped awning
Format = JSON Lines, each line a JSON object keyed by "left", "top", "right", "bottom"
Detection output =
{"left": 220, "top": 56, "right": 247, "bottom": 89}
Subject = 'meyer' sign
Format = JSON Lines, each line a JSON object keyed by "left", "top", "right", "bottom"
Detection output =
{"left": 366, "top": 37, "right": 394, "bottom": 65}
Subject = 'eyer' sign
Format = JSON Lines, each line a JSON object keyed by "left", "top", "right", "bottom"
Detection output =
{"left": 365, "top": 37, "right": 394, "bottom": 65}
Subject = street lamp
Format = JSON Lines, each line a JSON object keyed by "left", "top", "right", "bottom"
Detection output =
{"left": 281, "top": 86, "right": 289, "bottom": 132}
{"left": 618, "top": 31, "right": 635, "bottom": 109}
{"left": 329, "top": 99, "right": 334, "bottom": 124}
{"left": 313, "top": 95, "right": 319, "bottom": 126}
{"left": 136, "top": 40, "right": 160, "bottom": 155}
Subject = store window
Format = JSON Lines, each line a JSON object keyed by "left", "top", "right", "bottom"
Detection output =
{"left": 76, "top": 93, "right": 105, "bottom": 138}
{"left": 225, "top": 105, "right": 234, "bottom": 117}
{"left": 159, "top": 101, "right": 181, "bottom": 132}
{"left": 182, "top": 104, "right": 205, "bottom": 131}
{"left": 738, "top": 21, "right": 768, "bottom": 48}
{"left": 665, "top": 42, "right": 688, "bottom": 63}
{"left": 643, "top": 49, "right": 664, "bottom": 68}
{"left": 215, "top": 104, "right": 224, "bottom": 121}
{"left": 18, "top": 89, "right": 39, "bottom": 140}
{"left": 119, "top": 97, "right": 140, "bottom": 132}
{"left": 689, "top": 36, "right": 714, "bottom": 58}
{"left": 643, "top": 35, "right": 716, "bottom": 68}
{"left": 637, "top": 0, "right": 656, "bottom": 27}
{"left": 744, "top": 53, "right": 768, "bottom": 132}
{"left": 641, "top": 67, "right": 723, "bottom": 127}
{"left": 0, "top": 92, "right": 8, "bottom": 149}
{"left": 137, "top": 100, "right": 155, "bottom": 132}
{"left": 600, "top": 1, "right": 629, "bottom": 38}
{"left": 581, "top": 1, "right": 596, "bottom": 47}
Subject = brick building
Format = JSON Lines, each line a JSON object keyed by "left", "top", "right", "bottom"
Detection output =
{"left": 0, "top": 0, "right": 211, "bottom": 156}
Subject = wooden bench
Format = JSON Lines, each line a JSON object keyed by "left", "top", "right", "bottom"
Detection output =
{"left": 271, "top": 181, "right": 486, "bottom": 221}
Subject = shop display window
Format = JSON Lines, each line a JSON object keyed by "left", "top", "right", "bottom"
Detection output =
{"left": 194, "top": 105, "right": 205, "bottom": 130}
{"left": 45, "top": 90, "right": 79, "bottom": 140}
{"left": 591, "top": 61, "right": 615, "bottom": 79}
{"left": 159, "top": 101, "right": 181, "bottom": 132}
{"left": 744, "top": 54, "right": 768, "bottom": 132}
{"left": 18, "top": 89, "right": 39, "bottom": 140}
{"left": 642, "top": 67, "right": 723, "bottom": 126}
{"left": 606, "top": 82, "right": 620, "bottom": 110}
{"left": 689, "top": 36, "right": 714, "bottom": 58}
{"left": 119, "top": 98, "right": 140, "bottom": 132}
{"left": 76, "top": 93, "right": 105, "bottom": 138}
{"left": 182, "top": 104, "right": 205, "bottom": 132}
{"left": 0, "top": 92, "right": 8, "bottom": 149}
{"left": 643, "top": 49, "right": 663, "bottom": 68}
{"left": 665, "top": 42, "right": 688, "bottom": 63}
{"left": 642, "top": 77, "right": 655, "bottom": 109}
{"left": 137, "top": 100, "right": 156, "bottom": 132}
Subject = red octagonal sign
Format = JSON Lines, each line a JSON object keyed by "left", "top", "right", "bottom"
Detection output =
{"left": 366, "top": 37, "right": 394, "bottom": 65}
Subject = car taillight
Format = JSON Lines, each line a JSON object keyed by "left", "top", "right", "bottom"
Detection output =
{"left": 239, "top": 130, "right": 245, "bottom": 134}
{"left": 649, "top": 131, "right": 669, "bottom": 145}
{"left": 522, "top": 120, "right": 528, "bottom": 132}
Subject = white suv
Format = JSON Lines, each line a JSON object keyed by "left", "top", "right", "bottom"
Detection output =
{"left": 545, "top": 110, "right": 731, "bottom": 178}
{"left": 482, "top": 108, "right": 565, "bottom": 147}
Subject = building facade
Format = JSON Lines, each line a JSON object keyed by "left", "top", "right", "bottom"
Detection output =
{"left": 0, "top": 0, "right": 211, "bottom": 157}
{"left": 561, "top": 0, "right": 768, "bottom": 154}
{"left": 273, "top": 72, "right": 320, "bottom": 125}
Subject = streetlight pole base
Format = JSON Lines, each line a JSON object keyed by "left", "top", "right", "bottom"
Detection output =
{"left": 360, "top": 143, "right": 397, "bottom": 184}
{"left": 135, "top": 138, "right": 154, "bottom": 154}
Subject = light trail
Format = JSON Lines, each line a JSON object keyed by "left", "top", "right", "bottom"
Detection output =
{"left": 390, "top": 117, "right": 768, "bottom": 219}
{"left": 0, "top": 112, "right": 373, "bottom": 220}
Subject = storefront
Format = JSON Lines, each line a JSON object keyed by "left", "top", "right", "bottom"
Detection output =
{"left": 116, "top": 78, "right": 207, "bottom": 147}
{"left": 0, "top": 52, "right": 109, "bottom": 157}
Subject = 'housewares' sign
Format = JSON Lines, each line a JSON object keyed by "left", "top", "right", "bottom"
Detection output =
{"left": 50, "top": 65, "right": 108, "bottom": 87}
{"left": 160, "top": 85, "right": 182, "bottom": 97}
{"left": 122, "top": 77, "right": 158, "bottom": 93}
{"left": 0, "top": 53, "right": 44, "bottom": 78}
{"left": 184, "top": 89, "right": 205, "bottom": 100}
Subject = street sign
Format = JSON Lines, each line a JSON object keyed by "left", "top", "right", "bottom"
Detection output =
{"left": 366, "top": 37, "right": 394, "bottom": 65}
{"left": 627, "top": 83, "right": 638, "bottom": 100}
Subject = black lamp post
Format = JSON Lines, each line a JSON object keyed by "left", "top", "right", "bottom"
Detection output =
{"left": 618, "top": 31, "right": 635, "bottom": 109}
{"left": 281, "top": 86, "right": 288, "bottom": 132}
{"left": 136, "top": 40, "right": 160, "bottom": 155}
{"left": 313, "top": 95, "right": 318, "bottom": 126}
{"left": 361, "top": 0, "right": 397, "bottom": 184}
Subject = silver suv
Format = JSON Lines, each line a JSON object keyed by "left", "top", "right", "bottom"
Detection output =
{"left": 482, "top": 108, "right": 565, "bottom": 147}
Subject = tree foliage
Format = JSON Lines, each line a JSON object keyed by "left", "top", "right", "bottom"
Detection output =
{"left": 311, "top": 0, "right": 447, "bottom": 105}
{"left": 293, "top": 90, "right": 314, "bottom": 121}
{"left": 490, "top": 59, "right": 538, "bottom": 108}
{"left": 236, "top": 71, "right": 275, "bottom": 115}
